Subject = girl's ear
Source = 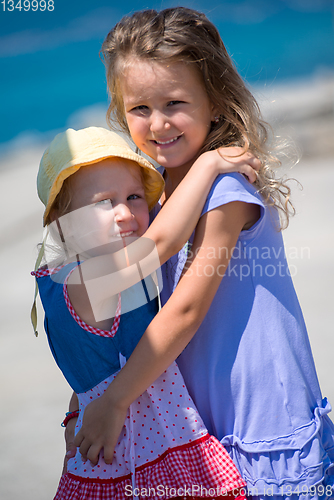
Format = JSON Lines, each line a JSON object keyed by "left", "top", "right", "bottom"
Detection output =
{"left": 210, "top": 104, "right": 220, "bottom": 123}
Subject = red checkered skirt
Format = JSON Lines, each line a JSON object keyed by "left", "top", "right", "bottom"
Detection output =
{"left": 54, "top": 363, "right": 246, "bottom": 499}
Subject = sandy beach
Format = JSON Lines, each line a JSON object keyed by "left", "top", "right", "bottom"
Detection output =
{"left": 0, "top": 75, "right": 333, "bottom": 499}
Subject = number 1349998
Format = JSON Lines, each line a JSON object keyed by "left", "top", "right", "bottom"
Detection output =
{"left": 1, "top": 0, "right": 54, "bottom": 11}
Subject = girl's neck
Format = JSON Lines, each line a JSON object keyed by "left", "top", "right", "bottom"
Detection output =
{"left": 162, "top": 163, "right": 193, "bottom": 203}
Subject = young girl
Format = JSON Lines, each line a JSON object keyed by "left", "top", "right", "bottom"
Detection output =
{"left": 71, "top": 7, "right": 334, "bottom": 500}
{"left": 33, "top": 126, "right": 259, "bottom": 499}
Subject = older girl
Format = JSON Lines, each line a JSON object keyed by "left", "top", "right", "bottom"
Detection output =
{"left": 72, "top": 8, "right": 334, "bottom": 499}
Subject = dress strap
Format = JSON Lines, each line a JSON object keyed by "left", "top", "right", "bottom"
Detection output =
{"left": 63, "top": 264, "right": 122, "bottom": 338}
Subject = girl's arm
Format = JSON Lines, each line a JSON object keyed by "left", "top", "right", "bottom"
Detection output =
{"left": 68, "top": 148, "right": 260, "bottom": 320}
{"left": 143, "top": 148, "right": 260, "bottom": 263}
{"left": 84, "top": 147, "right": 259, "bottom": 271}
{"left": 61, "top": 392, "right": 79, "bottom": 475}
{"left": 74, "top": 198, "right": 261, "bottom": 464}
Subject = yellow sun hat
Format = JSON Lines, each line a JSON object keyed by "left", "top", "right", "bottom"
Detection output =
{"left": 38, "top": 126, "right": 165, "bottom": 225}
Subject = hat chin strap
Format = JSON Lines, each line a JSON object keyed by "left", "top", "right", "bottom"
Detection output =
{"left": 31, "top": 228, "right": 48, "bottom": 337}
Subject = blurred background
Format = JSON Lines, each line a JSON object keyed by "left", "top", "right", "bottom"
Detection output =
{"left": 0, "top": 1, "right": 333, "bottom": 498}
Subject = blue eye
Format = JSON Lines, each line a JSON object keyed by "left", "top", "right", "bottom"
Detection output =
{"left": 130, "top": 105, "right": 149, "bottom": 115}
{"left": 95, "top": 199, "right": 111, "bottom": 206}
{"left": 167, "top": 100, "right": 183, "bottom": 106}
{"left": 128, "top": 194, "right": 140, "bottom": 200}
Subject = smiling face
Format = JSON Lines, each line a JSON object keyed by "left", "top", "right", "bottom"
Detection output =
{"left": 120, "top": 60, "right": 216, "bottom": 176}
{"left": 56, "top": 158, "right": 149, "bottom": 257}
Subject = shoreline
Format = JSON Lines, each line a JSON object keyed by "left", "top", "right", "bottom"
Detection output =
{"left": 0, "top": 71, "right": 333, "bottom": 168}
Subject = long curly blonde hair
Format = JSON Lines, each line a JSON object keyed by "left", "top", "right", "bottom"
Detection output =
{"left": 101, "top": 7, "right": 296, "bottom": 228}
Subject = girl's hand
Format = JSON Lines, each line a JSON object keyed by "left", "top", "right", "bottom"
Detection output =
{"left": 74, "top": 392, "right": 127, "bottom": 466}
{"left": 61, "top": 417, "right": 78, "bottom": 475}
{"left": 200, "top": 147, "right": 261, "bottom": 183}
{"left": 61, "top": 392, "right": 79, "bottom": 475}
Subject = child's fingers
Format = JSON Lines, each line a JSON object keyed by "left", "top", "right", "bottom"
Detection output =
{"left": 79, "top": 440, "right": 97, "bottom": 464}
{"left": 86, "top": 443, "right": 102, "bottom": 466}
{"left": 61, "top": 419, "right": 78, "bottom": 475}
{"left": 216, "top": 145, "right": 248, "bottom": 160}
{"left": 74, "top": 429, "right": 90, "bottom": 461}
{"left": 73, "top": 428, "right": 84, "bottom": 448}
{"left": 79, "top": 441, "right": 92, "bottom": 462}
{"left": 103, "top": 441, "right": 117, "bottom": 464}
{"left": 249, "top": 156, "right": 262, "bottom": 171}
{"left": 62, "top": 448, "right": 76, "bottom": 476}
{"left": 216, "top": 148, "right": 262, "bottom": 183}
{"left": 65, "top": 418, "right": 77, "bottom": 454}
{"left": 74, "top": 429, "right": 103, "bottom": 465}
{"left": 217, "top": 147, "right": 261, "bottom": 166}
{"left": 241, "top": 165, "right": 258, "bottom": 183}
{"left": 62, "top": 433, "right": 77, "bottom": 474}
{"left": 242, "top": 157, "right": 262, "bottom": 183}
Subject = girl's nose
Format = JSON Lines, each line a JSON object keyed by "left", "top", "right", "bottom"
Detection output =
{"left": 150, "top": 110, "right": 171, "bottom": 134}
{"left": 114, "top": 203, "right": 134, "bottom": 223}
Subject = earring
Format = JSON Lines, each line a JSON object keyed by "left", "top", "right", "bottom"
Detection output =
{"left": 214, "top": 116, "right": 220, "bottom": 123}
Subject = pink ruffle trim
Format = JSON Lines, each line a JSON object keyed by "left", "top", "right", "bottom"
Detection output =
{"left": 54, "top": 435, "right": 246, "bottom": 499}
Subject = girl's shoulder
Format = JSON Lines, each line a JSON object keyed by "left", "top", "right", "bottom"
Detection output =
{"left": 201, "top": 172, "right": 265, "bottom": 217}
{"left": 201, "top": 173, "right": 283, "bottom": 241}
{"left": 32, "top": 261, "right": 78, "bottom": 282}
{"left": 32, "top": 261, "right": 79, "bottom": 319}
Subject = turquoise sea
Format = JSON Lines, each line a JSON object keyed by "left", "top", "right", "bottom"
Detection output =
{"left": 0, "top": 0, "right": 333, "bottom": 149}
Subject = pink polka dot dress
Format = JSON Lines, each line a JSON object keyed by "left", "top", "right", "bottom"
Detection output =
{"left": 58, "top": 361, "right": 246, "bottom": 499}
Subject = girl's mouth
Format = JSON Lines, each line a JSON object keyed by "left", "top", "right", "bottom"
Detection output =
{"left": 153, "top": 135, "right": 182, "bottom": 146}
{"left": 119, "top": 231, "right": 134, "bottom": 238}
{"left": 110, "top": 231, "right": 134, "bottom": 238}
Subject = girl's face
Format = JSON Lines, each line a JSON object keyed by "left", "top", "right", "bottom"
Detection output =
{"left": 120, "top": 60, "right": 216, "bottom": 175}
{"left": 58, "top": 159, "right": 149, "bottom": 257}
